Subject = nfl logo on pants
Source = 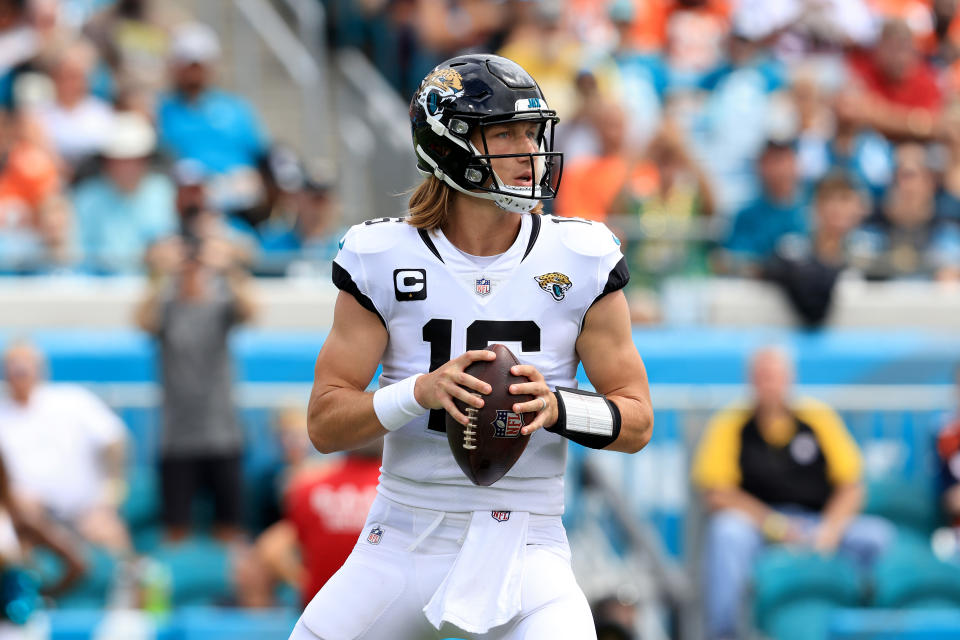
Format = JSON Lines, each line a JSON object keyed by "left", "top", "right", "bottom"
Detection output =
{"left": 366, "top": 526, "right": 383, "bottom": 544}
{"left": 491, "top": 511, "right": 510, "bottom": 522}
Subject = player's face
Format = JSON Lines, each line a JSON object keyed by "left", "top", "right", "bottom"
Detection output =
{"left": 473, "top": 121, "right": 544, "bottom": 188}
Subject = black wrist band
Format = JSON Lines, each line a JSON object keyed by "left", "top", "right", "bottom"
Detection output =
{"left": 546, "top": 387, "right": 622, "bottom": 449}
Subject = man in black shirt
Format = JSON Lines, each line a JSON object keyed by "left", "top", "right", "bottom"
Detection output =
{"left": 691, "top": 346, "right": 893, "bottom": 639}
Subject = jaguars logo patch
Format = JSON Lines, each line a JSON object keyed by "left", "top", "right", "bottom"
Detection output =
{"left": 417, "top": 68, "right": 464, "bottom": 118}
{"left": 535, "top": 272, "right": 573, "bottom": 301}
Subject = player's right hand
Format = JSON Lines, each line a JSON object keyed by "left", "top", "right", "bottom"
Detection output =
{"left": 414, "top": 350, "right": 494, "bottom": 425}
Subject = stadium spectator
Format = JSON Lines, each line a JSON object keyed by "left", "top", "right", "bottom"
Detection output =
{"left": 715, "top": 137, "right": 809, "bottom": 275}
{"left": 71, "top": 111, "right": 176, "bottom": 274}
{"left": 693, "top": 24, "right": 789, "bottom": 216}
{"left": 692, "top": 345, "right": 893, "bottom": 640}
{"left": 235, "top": 410, "right": 380, "bottom": 608}
{"left": 0, "top": 340, "right": 133, "bottom": 556}
{"left": 0, "top": 450, "right": 86, "bottom": 631}
{"left": 556, "top": 102, "right": 640, "bottom": 222}
{"left": 497, "top": 2, "right": 584, "bottom": 120}
{"left": 841, "top": 18, "right": 943, "bottom": 141}
{"left": 0, "top": 108, "right": 61, "bottom": 273}
{"left": 33, "top": 37, "right": 114, "bottom": 176}
{"left": 83, "top": 0, "right": 186, "bottom": 104}
{"left": 935, "top": 364, "right": 960, "bottom": 531}
{"left": 257, "top": 163, "right": 343, "bottom": 277}
{"left": 135, "top": 214, "right": 257, "bottom": 544}
{"left": 156, "top": 22, "right": 269, "bottom": 215}
{"left": 763, "top": 171, "right": 870, "bottom": 326}
{"left": 852, "top": 142, "right": 960, "bottom": 280}
{"left": 616, "top": 119, "right": 716, "bottom": 291}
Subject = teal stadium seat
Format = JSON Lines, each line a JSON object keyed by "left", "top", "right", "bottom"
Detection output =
{"left": 872, "top": 540, "right": 960, "bottom": 609}
{"left": 175, "top": 606, "right": 298, "bottom": 640}
{"left": 120, "top": 465, "right": 163, "bottom": 553}
{"left": 863, "top": 478, "right": 939, "bottom": 544}
{"left": 32, "top": 544, "right": 116, "bottom": 610}
{"left": 153, "top": 538, "right": 233, "bottom": 607}
{"left": 753, "top": 549, "right": 862, "bottom": 640}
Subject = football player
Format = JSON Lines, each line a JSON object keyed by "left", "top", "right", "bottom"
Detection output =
{"left": 288, "top": 54, "right": 653, "bottom": 640}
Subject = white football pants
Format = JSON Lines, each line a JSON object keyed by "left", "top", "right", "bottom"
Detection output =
{"left": 288, "top": 494, "right": 596, "bottom": 640}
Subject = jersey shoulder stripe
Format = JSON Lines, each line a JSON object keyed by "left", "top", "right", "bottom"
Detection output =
{"left": 543, "top": 214, "right": 622, "bottom": 258}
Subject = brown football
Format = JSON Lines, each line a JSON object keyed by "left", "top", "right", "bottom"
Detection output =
{"left": 445, "top": 343, "right": 535, "bottom": 486}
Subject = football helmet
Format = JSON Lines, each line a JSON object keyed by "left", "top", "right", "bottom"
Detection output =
{"left": 410, "top": 54, "right": 563, "bottom": 213}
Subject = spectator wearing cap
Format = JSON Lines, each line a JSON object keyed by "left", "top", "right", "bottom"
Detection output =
{"left": 156, "top": 22, "right": 269, "bottom": 213}
{"left": 33, "top": 37, "right": 114, "bottom": 176}
{"left": 256, "top": 151, "right": 343, "bottom": 276}
{"left": 715, "top": 137, "right": 809, "bottom": 276}
{"left": 71, "top": 111, "right": 176, "bottom": 273}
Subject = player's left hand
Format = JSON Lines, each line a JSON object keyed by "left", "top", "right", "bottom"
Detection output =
{"left": 509, "top": 364, "right": 558, "bottom": 436}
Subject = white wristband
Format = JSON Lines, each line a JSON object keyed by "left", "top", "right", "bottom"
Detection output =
{"left": 373, "top": 373, "right": 427, "bottom": 431}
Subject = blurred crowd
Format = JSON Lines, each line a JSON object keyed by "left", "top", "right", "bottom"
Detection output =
{"left": 0, "top": 0, "right": 343, "bottom": 279}
{"left": 335, "top": 0, "right": 960, "bottom": 324}
{"left": 3, "top": 0, "right": 960, "bottom": 323}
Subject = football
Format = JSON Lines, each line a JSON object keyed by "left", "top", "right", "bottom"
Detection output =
{"left": 445, "top": 343, "right": 535, "bottom": 486}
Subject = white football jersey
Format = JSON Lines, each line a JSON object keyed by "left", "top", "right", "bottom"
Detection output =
{"left": 332, "top": 213, "right": 628, "bottom": 515}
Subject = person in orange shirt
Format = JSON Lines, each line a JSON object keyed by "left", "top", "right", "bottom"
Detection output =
{"left": 556, "top": 103, "right": 640, "bottom": 223}
{"left": 0, "top": 110, "right": 60, "bottom": 231}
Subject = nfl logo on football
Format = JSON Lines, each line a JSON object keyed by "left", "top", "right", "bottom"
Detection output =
{"left": 366, "top": 526, "right": 384, "bottom": 545}
{"left": 475, "top": 277, "right": 491, "bottom": 296}
{"left": 492, "top": 410, "right": 523, "bottom": 437}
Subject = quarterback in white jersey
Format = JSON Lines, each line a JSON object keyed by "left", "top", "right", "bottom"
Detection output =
{"left": 289, "top": 54, "right": 653, "bottom": 640}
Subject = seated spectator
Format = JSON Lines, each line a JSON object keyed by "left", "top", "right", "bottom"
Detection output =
{"left": 692, "top": 346, "right": 893, "bottom": 640}
{"left": 234, "top": 415, "right": 380, "bottom": 609}
{"left": 32, "top": 37, "right": 114, "bottom": 177}
{"left": 935, "top": 364, "right": 960, "bottom": 531}
{"left": 790, "top": 66, "right": 894, "bottom": 200}
{"left": 0, "top": 450, "right": 86, "bottom": 629}
{"left": 556, "top": 102, "right": 640, "bottom": 223}
{"left": 0, "top": 108, "right": 61, "bottom": 273}
{"left": 850, "top": 142, "right": 960, "bottom": 281}
{"left": 71, "top": 111, "right": 177, "bottom": 273}
{"left": 694, "top": 25, "right": 789, "bottom": 216}
{"left": 83, "top": 0, "right": 187, "bottom": 104}
{"left": 156, "top": 22, "right": 269, "bottom": 214}
{"left": 714, "top": 137, "right": 809, "bottom": 275}
{"left": 763, "top": 171, "right": 870, "bottom": 326}
{"left": 616, "top": 119, "right": 715, "bottom": 289}
{"left": 0, "top": 340, "right": 133, "bottom": 557}
{"left": 258, "top": 165, "right": 344, "bottom": 277}
{"left": 841, "top": 18, "right": 943, "bottom": 141}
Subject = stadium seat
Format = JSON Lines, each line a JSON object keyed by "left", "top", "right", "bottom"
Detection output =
{"left": 753, "top": 549, "right": 862, "bottom": 640}
{"left": 871, "top": 540, "right": 960, "bottom": 609}
{"left": 174, "top": 606, "right": 298, "bottom": 640}
{"left": 152, "top": 538, "right": 233, "bottom": 607}
{"left": 863, "top": 478, "right": 939, "bottom": 540}
{"left": 34, "top": 545, "right": 116, "bottom": 610}
{"left": 121, "top": 465, "right": 161, "bottom": 532}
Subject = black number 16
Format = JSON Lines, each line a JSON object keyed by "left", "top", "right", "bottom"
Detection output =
{"left": 421, "top": 319, "right": 540, "bottom": 432}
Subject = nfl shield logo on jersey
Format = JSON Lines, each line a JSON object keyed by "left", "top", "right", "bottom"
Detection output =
{"left": 366, "top": 526, "right": 384, "bottom": 545}
{"left": 491, "top": 511, "right": 511, "bottom": 522}
{"left": 475, "top": 277, "right": 491, "bottom": 296}
{"left": 492, "top": 410, "right": 524, "bottom": 437}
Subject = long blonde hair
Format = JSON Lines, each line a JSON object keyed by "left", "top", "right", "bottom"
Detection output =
{"left": 405, "top": 177, "right": 543, "bottom": 230}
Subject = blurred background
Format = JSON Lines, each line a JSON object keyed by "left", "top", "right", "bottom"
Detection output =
{"left": 1, "top": 0, "right": 960, "bottom": 639}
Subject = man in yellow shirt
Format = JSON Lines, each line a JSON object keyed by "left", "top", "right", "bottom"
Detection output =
{"left": 691, "top": 346, "right": 893, "bottom": 640}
